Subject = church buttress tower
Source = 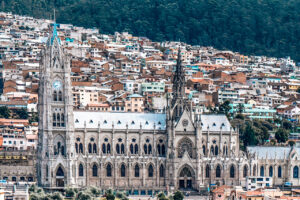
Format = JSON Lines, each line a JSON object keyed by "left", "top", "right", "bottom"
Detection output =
{"left": 37, "top": 22, "right": 75, "bottom": 188}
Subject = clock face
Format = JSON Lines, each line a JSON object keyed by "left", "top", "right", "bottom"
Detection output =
{"left": 53, "top": 80, "right": 62, "bottom": 90}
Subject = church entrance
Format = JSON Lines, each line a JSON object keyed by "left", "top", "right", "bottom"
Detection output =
{"left": 56, "top": 166, "right": 65, "bottom": 187}
{"left": 178, "top": 166, "right": 193, "bottom": 189}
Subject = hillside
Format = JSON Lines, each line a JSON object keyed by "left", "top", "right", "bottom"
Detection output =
{"left": 0, "top": 0, "right": 299, "bottom": 61}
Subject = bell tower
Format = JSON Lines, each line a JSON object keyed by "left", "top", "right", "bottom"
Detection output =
{"left": 170, "top": 48, "right": 190, "bottom": 121}
{"left": 37, "top": 21, "right": 75, "bottom": 188}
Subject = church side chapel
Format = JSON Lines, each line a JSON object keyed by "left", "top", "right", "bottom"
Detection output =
{"left": 37, "top": 24, "right": 300, "bottom": 193}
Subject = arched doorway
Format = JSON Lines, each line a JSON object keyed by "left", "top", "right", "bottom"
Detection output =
{"left": 178, "top": 166, "right": 194, "bottom": 189}
{"left": 56, "top": 166, "right": 65, "bottom": 187}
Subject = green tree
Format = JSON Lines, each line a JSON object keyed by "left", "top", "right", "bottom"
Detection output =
{"left": 282, "top": 120, "right": 292, "bottom": 130}
{"left": 105, "top": 189, "right": 115, "bottom": 200}
{"left": 89, "top": 187, "right": 101, "bottom": 197}
{"left": 15, "top": 108, "right": 28, "bottom": 119}
{"left": 77, "top": 191, "right": 92, "bottom": 200}
{"left": 173, "top": 191, "right": 184, "bottom": 200}
{"left": 1, "top": 0, "right": 300, "bottom": 61}
{"left": 157, "top": 192, "right": 169, "bottom": 200}
{"left": 219, "top": 100, "right": 231, "bottom": 116}
{"left": 116, "top": 191, "right": 128, "bottom": 200}
{"left": 237, "top": 103, "right": 244, "bottom": 114}
{"left": 288, "top": 140, "right": 296, "bottom": 146}
{"left": 50, "top": 192, "right": 63, "bottom": 200}
{"left": 0, "top": 106, "right": 10, "bottom": 118}
{"left": 65, "top": 187, "right": 76, "bottom": 197}
{"left": 243, "top": 123, "right": 257, "bottom": 147}
{"left": 275, "top": 128, "right": 289, "bottom": 143}
{"left": 297, "top": 87, "right": 300, "bottom": 93}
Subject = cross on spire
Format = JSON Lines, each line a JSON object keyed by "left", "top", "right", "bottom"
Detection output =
{"left": 50, "top": 9, "right": 60, "bottom": 45}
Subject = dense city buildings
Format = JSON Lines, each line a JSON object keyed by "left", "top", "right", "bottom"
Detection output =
{"left": 0, "top": 12, "right": 299, "bottom": 199}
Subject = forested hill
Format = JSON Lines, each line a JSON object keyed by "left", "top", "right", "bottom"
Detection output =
{"left": 1, "top": 0, "right": 300, "bottom": 61}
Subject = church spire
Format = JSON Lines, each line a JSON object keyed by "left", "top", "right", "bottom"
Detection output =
{"left": 48, "top": 9, "right": 60, "bottom": 46}
{"left": 172, "top": 48, "right": 185, "bottom": 105}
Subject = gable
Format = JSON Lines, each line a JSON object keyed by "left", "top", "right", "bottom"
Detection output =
{"left": 175, "top": 109, "right": 195, "bottom": 132}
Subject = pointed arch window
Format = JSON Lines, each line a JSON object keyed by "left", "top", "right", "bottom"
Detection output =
{"left": 278, "top": 166, "right": 282, "bottom": 178}
{"left": 56, "top": 166, "right": 64, "bottom": 177}
{"left": 121, "top": 143, "right": 125, "bottom": 154}
{"left": 88, "top": 143, "right": 92, "bottom": 154}
{"left": 53, "top": 91, "right": 57, "bottom": 101}
{"left": 46, "top": 165, "right": 49, "bottom": 179}
{"left": 79, "top": 143, "right": 83, "bottom": 154}
{"left": 134, "top": 164, "right": 140, "bottom": 177}
{"left": 93, "top": 143, "right": 97, "bottom": 153}
{"left": 116, "top": 144, "right": 120, "bottom": 154}
{"left": 253, "top": 165, "right": 256, "bottom": 176}
{"left": 106, "top": 164, "right": 112, "bottom": 177}
{"left": 202, "top": 145, "right": 206, "bottom": 155}
{"left": 107, "top": 143, "right": 111, "bottom": 153}
{"left": 157, "top": 144, "right": 161, "bottom": 155}
{"left": 269, "top": 166, "right": 273, "bottom": 177}
{"left": 121, "top": 164, "right": 126, "bottom": 177}
{"left": 57, "top": 113, "right": 60, "bottom": 127}
{"left": 61, "top": 113, "right": 65, "bottom": 127}
{"left": 148, "top": 165, "right": 154, "bottom": 177}
{"left": 79, "top": 164, "right": 84, "bottom": 177}
{"left": 178, "top": 138, "right": 193, "bottom": 158}
{"left": 61, "top": 145, "right": 65, "bottom": 156}
{"left": 102, "top": 143, "right": 106, "bottom": 154}
{"left": 243, "top": 165, "right": 248, "bottom": 178}
{"left": 293, "top": 166, "right": 299, "bottom": 178}
{"left": 205, "top": 165, "right": 210, "bottom": 178}
{"left": 144, "top": 144, "right": 147, "bottom": 154}
{"left": 215, "top": 145, "right": 218, "bottom": 156}
{"left": 216, "top": 165, "right": 221, "bottom": 178}
{"left": 159, "top": 165, "right": 164, "bottom": 177}
{"left": 161, "top": 144, "right": 166, "bottom": 156}
{"left": 230, "top": 165, "right": 235, "bottom": 178}
{"left": 134, "top": 144, "right": 139, "bottom": 154}
{"left": 102, "top": 138, "right": 111, "bottom": 154}
{"left": 260, "top": 166, "right": 264, "bottom": 177}
{"left": 58, "top": 91, "right": 62, "bottom": 101}
{"left": 148, "top": 144, "right": 152, "bottom": 154}
{"left": 92, "top": 164, "right": 98, "bottom": 177}
{"left": 130, "top": 144, "right": 134, "bottom": 154}
{"left": 211, "top": 146, "right": 214, "bottom": 155}
{"left": 53, "top": 113, "right": 57, "bottom": 127}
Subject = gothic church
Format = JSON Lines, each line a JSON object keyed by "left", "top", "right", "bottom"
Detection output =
{"left": 38, "top": 25, "right": 300, "bottom": 193}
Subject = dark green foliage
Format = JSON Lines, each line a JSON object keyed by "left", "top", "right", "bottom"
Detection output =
{"left": 105, "top": 189, "right": 115, "bottom": 200}
{"left": 235, "top": 113, "right": 244, "bottom": 120}
{"left": 282, "top": 120, "right": 293, "bottom": 130}
{"left": 0, "top": 106, "right": 10, "bottom": 118}
{"left": 50, "top": 192, "right": 63, "bottom": 200}
{"left": 0, "top": 0, "right": 299, "bottom": 61}
{"left": 76, "top": 191, "right": 92, "bottom": 200}
{"left": 275, "top": 128, "right": 289, "bottom": 143}
{"left": 297, "top": 87, "right": 300, "bottom": 93}
{"left": 15, "top": 108, "right": 28, "bottom": 119}
{"left": 243, "top": 123, "right": 258, "bottom": 147}
{"left": 116, "top": 191, "right": 128, "bottom": 200}
{"left": 218, "top": 100, "right": 231, "bottom": 116}
{"left": 29, "top": 112, "right": 39, "bottom": 123}
{"left": 89, "top": 187, "right": 101, "bottom": 197}
{"left": 65, "top": 187, "right": 76, "bottom": 197}
{"left": 157, "top": 192, "right": 169, "bottom": 200}
{"left": 173, "top": 191, "right": 184, "bottom": 200}
{"left": 289, "top": 140, "right": 296, "bottom": 146}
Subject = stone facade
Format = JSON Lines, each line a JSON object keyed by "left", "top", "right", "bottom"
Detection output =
{"left": 0, "top": 150, "right": 36, "bottom": 183}
{"left": 37, "top": 27, "right": 300, "bottom": 193}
